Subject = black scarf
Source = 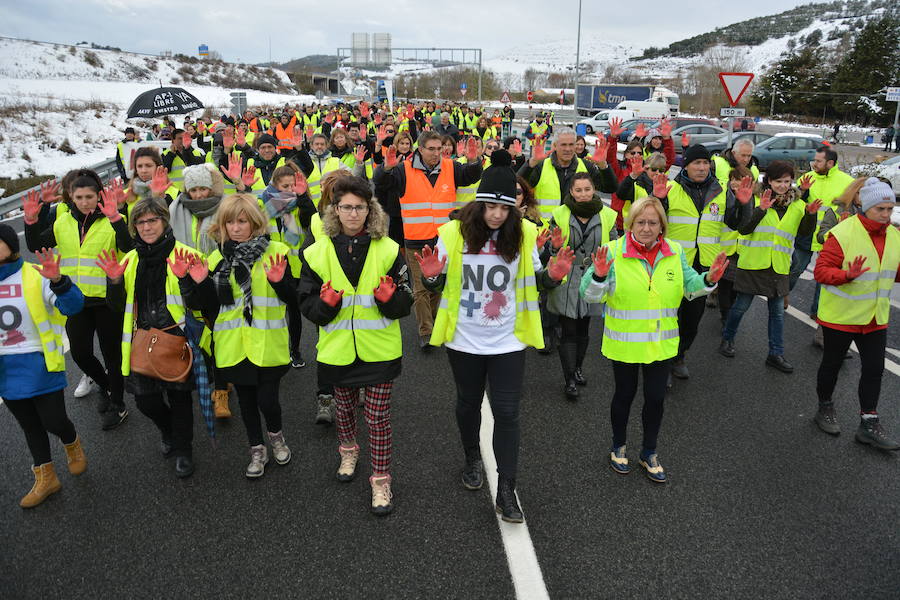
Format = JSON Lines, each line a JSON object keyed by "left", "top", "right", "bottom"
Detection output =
{"left": 212, "top": 235, "right": 269, "bottom": 324}
{"left": 134, "top": 227, "right": 176, "bottom": 309}
{"left": 564, "top": 193, "right": 604, "bottom": 219}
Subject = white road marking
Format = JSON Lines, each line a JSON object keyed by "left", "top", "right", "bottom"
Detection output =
{"left": 480, "top": 394, "right": 550, "bottom": 600}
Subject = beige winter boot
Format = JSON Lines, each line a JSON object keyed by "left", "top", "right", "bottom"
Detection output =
{"left": 20, "top": 462, "right": 62, "bottom": 509}
{"left": 369, "top": 474, "right": 393, "bottom": 516}
{"left": 212, "top": 389, "right": 231, "bottom": 418}
{"left": 63, "top": 437, "right": 87, "bottom": 475}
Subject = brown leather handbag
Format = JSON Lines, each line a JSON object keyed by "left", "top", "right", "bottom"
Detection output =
{"left": 130, "top": 324, "right": 193, "bottom": 383}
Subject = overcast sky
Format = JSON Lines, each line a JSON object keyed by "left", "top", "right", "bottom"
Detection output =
{"left": 3, "top": 0, "right": 818, "bottom": 65}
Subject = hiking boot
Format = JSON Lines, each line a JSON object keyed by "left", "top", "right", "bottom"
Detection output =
{"left": 63, "top": 437, "right": 87, "bottom": 475}
{"left": 74, "top": 374, "right": 96, "bottom": 398}
{"left": 290, "top": 350, "right": 306, "bottom": 369}
{"left": 495, "top": 477, "right": 524, "bottom": 523}
{"left": 855, "top": 417, "right": 900, "bottom": 451}
{"left": 639, "top": 451, "right": 667, "bottom": 483}
{"left": 609, "top": 445, "right": 630, "bottom": 475}
{"left": 573, "top": 367, "right": 587, "bottom": 386}
{"left": 462, "top": 446, "right": 483, "bottom": 490}
{"left": 718, "top": 339, "right": 736, "bottom": 358}
{"left": 101, "top": 404, "right": 128, "bottom": 430}
{"left": 813, "top": 403, "right": 840, "bottom": 436}
{"left": 765, "top": 354, "right": 794, "bottom": 374}
{"left": 315, "top": 394, "right": 335, "bottom": 425}
{"left": 671, "top": 357, "right": 689, "bottom": 379}
{"left": 564, "top": 380, "right": 579, "bottom": 401}
{"left": 245, "top": 444, "right": 268, "bottom": 478}
{"left": 370, "top": 474, "right": 393, "bottom": 516}
{"left": 337, "top": 444, "right": 359, "bottom": 482}
{"left": 267, "top": 430, "right": 292, "bottom": 465}
{"left": 212, "top": 389, "right": 231, "bottom": 419}
{"left": 20, "top": 462, "right": 61, "bottom": 509}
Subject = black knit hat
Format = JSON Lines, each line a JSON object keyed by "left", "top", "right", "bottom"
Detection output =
{"left": 682, "top": 143, "right": 711, "bottom": 167}
{"left": 257, "top": 133, "right": 278, "bottom": 148}
{"left": 0, "top": 223, "right": 20, "bottom": 255}
{"left": 475, "top": 150, "right": 517, "bottom": 206}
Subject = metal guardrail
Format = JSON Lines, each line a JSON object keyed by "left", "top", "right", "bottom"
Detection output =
{"left": 0, "top": 156, "right": 120, "bottom": 218}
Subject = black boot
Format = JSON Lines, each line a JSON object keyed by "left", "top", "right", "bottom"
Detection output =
{"left": 574, "top": 336, "right": 589, "bottom": 386}
{"left": 495, "top": 477, "right": 524, "bottom": 523}
{"left": 558, "top": 340, "right": 578, "bottom": 399}
{"left": 462, "top": 446, "right": 483, "bottom": 490}
{"left": 538, "top": 327, "right": 556, "bottom": 355}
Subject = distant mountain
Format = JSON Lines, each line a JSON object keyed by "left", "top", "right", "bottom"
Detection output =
{"left": 271, "top": 55, "right": 341, "bottom": 73}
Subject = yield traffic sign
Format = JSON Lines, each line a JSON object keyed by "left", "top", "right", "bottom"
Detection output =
{"left": 718, "top": 72, "right": 754, "bottom": 107}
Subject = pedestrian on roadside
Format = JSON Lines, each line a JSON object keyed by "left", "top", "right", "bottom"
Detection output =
{"left": 299, "top": 177, "right": 412, "bottom": 515}
{"left": 812, "top": 177, "right": 900, "bottom": 450}
{"left": 415, "top": 150, "right": 575, "bottom": 523}
{"left": 882, "top": 125, "right": 894, "bottom": 152}
{"left": 0, "top": 226, "right": 86, "bottom": 508}
{"left": 581, "top": 196, "right": 727, "bottom": 482}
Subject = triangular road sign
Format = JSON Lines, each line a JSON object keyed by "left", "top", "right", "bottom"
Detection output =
{"left": 500, "top": 90, "right": 511, "bottom": 103}
{"left": 718, "top": 72, "right": 754, "bottom": 107}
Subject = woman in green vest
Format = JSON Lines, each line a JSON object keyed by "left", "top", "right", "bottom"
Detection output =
{"left": 298, "top": 177, "right": 412, "bottom": 516}
{"left": 546, "top": 172, "right": 619, "bottom": 400}
{"left": 181, "top": 194, "right": 297, "bottom": 478}
{"left": 581, "top": 196, "right": 727, "bottom": 483}
{"left": 123, "top": 147, "right": 179, "bottom": 208}
{"left": 24, "top": 169, "right": 133, "bottom": 431}
{"left": 98, "top": 198, "right": 200, "bottom": 478}
{"left": 719, "top": 161, "right": 818, "bottom": 373}
{"left": 0, "top": 226, "right": 86, "bottom": 508}
{"left": 415, "top": 150, "right": 575, "bottom": 523}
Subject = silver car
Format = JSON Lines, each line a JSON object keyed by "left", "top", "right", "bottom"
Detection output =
{"left": 672, "top": 124, "right": 728, "bottom": 153}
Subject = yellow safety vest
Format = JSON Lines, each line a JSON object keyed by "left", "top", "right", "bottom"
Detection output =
{"left": 818, "top": 216, "right": 900, "bottom": 326}
{"left": 600, "top": 237, "right": 685, "bottom": 363}
{"left": 799, "top": 166, "right": 855, "bottom": 252}
{"left": 308, "top": 156, "right": 343, "bottom": 208}
{"left": 310, "top": 213, "right": 325, "bottom": 241}
{"left": 53, "top": 204, "right": 117, "bottom": 298}
{"left": 208, "top": 241, "right": 291, "bottom": 368}
{"left": 551, "top": 203, "right": 617, "bottom": 249}
{"left": 665, "top": 180, "right": 727, "bottom": 267}
{"left": 262, "top": 198, "right": 305, "bottom": 275}
{"left": 302, "top": 236, "right": 402, "bottom": 366}
{"left": 454, "top": 156, "right": 490, "bottom": 208}
{"left": 21, "top": 264, "right": 67, "bottom": 372}
{"left": 119, "top": 242, "right": 190, "bottom": 376}
{"left": 164, "top": 148, "right": 205, "bottom": 192}
{"left": 736, "top": 198, "right": 806, "bottom": 274}
{"left": 245, "top": 157, "right": 286, "bottom": 191}
{"left": 430, "top": 219, "right": 543, "bottom": 348}
{"left": 711, "top": 155, "right": 759, "bottom": 189}
{"left": 532, "top": 157, "right": 588, "bottom": 224}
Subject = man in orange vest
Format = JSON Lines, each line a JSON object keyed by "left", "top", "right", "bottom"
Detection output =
{"left": 271, "top": 112, "right": 298, "bottom": 152}
{"left": 373, "top": 131, "right": 483, "bottom": 349}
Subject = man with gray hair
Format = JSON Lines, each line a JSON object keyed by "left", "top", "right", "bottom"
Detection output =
{"left": 711, "top": 137, "right": 759, "bottom": 189}
{"left": 434, "top": 112, "right": 461, "bottom": 141}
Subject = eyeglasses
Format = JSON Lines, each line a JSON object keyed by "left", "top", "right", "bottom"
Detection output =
{"left": 134, "top": 217, "right": 162, "bottom": 227}
{"left": 648, "top": 168, "right": 666, "bottom": 173}
{"left": 515, "top": 188, "right": 524, "bottom": 195}
{"left": 627, "top": 151, "right": 643, "bottom": 156}
{"left": 486, "top": 145, "right": 498, "bottom": 150}
{"left": 337, "top": 204, "right": 369, "bottom": 214}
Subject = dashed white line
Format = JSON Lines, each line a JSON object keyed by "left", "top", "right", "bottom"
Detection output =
{"left": 480, "top": 394, "right": 550, "bottom": 600}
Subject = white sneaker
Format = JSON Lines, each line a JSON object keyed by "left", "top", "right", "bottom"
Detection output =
{"left": 267, "top": 431, "right": 291, "bottom": 465}
{"left": 245, "top": 444, "right": 268, "bottom": 478}
{"left": 74, "top": 375, "right": 96, "bottom": 398}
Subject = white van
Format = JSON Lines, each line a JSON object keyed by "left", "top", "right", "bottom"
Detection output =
{"left": 577, "top": 109, "right": 635, "bottom": 134}
{"left": 614, "top": 100, "right": 671, "bottom": 120}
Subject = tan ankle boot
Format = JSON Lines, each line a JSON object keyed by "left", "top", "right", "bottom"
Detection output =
{"left": 63, "top": 437, "right": 87, "bottom": 475}
{"left": 20, "top": 462, "right": 62, "bottom": 509}
{"left": 212, "top": 389, "right": 231, "bottom": 418}
{"left": 337, "top": 444, "right": 359, "bottom": 482}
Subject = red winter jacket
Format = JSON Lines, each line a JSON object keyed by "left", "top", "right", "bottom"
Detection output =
{"left": 814, "top": 214, "right": 900, "bottom": 334}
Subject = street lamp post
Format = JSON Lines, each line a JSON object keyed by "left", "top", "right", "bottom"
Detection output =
{"left": 574, "top": 0, "right": 582, "bottom": 124}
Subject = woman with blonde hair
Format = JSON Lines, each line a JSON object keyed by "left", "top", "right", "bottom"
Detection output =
{"left": 180, "top": 194, "right": 297, "bottom": 478}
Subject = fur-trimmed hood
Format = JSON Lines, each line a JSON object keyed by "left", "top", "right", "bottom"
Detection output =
{"left": 321, "top": 197, "right": 389, "bottom": 239}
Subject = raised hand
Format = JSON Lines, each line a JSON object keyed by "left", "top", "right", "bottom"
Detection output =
{"left": 414, "top": 245, "right": 446, "bottom": 279}
{"left": 681, "top": 132, "right": 691, "bottom": 148}
{"left": 608, "top": 117, "right": 624, "bottom": 139}
{"left": 305, "top": 125, "right": 315, "bottom": 141}
{"left": 354, "top": 144, "right": 367, "bottom": 164}
{"left": 373, "top": 275, "right": 396, "bottom": 303}
{"left": 320, "top": 280, "right": 344, "bottom": 307}
{"left": 635, "top": 123, "right": 649, "bottom": 139}
{"left": 166, "top": 247, "right": 194, "bottom": 279}
{"left": 264, "top": 254, "right": 288, "bottom": 283}
{"left": 846, "top": 254, "right": 870, "bottom": 280}
{"left": 98, "top": 184, "right": 123, "bottom": 222}
{"left": 35, "top": 248, "right": 61, "bottom": 282}
{"left": 592, "top": 134, "right": 609, "bottom": 163}
{"left": 374, "top": 113, "right": 383, "bottom": 125}
{"left": 456, "top": 138, "right": 466, "bottom": 157}
{"left": 628, "top": 155, "right": 645, "bottom": 178}
{"left": 548, "top": 246, "right": 575, "bottom": 281}
{"left": 591, "top": 246, "right": 613, "bottom": 278}
{"left": 40, "top": 179, "right": 61, "bottom": 204}
{"left": 150, "top": 166, "right": 171, "bottom": 197}
{"left": 187, "top": 254, "right": 208, "bottom": 283}
{"left": 222, "top": 127, "right": 234, "bottom": 149}
{"left": 23, "top": 189, "right": 42, "bottom": 224}
{"left": 550, "top": 226, "right": 564, "bottom": 250}
{"left": 376, "top": 125, "right": 388, "bottom": 144}
{"left": 659, "top": 118, "right": 673, "bottom": 138}
{"left": 759, "top": 189, "right": 775, "bottom": 211}
{"left": 652, "top": 172, "right": 669, "bottom": 199}
{"left": 383, "top": 145, "right": 399, "bottom": 169}
{"left": 96, "top": 249, "right": 128, "bottom": 281}
{"left": 360, "top": 101, "right": 370, "bottom": 118}
{"left": 512, "top": 139, "right": 523, "bottom": 156}
{"left": 735, "top": 176, "right": 754, "bottom": 205}
{"left": 292, "top": 126, "right": 304, "bottom": 148}
{"left": 536, "top": 228, "right": 550, "bottom": 249}
{"left": 798, "top": 174, "right": 814, "bottom": 191}
{"left": 358, "top": 124, "right": 368, "bottom": 140}
{"left": 181, "top": 131, "right": 193, "bottom": 148}
{"left": 198, "top": 121, "right": 207, "bottom": 135}
{"left": 706, "top": 251, "right": 729, "bottom": 284}
{"left": 220, "top": 152, "right": 243, "bottom": 182}
{"left": 805, "top": 198, "right": 823, "bottom": 214}
{"left": 465, "top": 137, "right": 479, "bottom": 161}
{"left": 235, "top": 129, "right": 246, "bottom": 146}
{"left": 293, "top": 171, "right": 308, "bottom": 195}
{"left": 324, "top": 113, "right": 334, "bottom": 125}
{"left": 241, "top": 165, "right": 257, "bottom": 188}
{"left": 530, "top": 139, "right": 547, "bottom": 166}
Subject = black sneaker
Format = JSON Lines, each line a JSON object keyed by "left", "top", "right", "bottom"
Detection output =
{"left": 573, "top": 368, "right": 587, "bottom": 386}
{"left": 101, "top": 406, "right": 128, "bottom": 430}
{"left": 174, "top": 456, "right": 194, "bottom": 478}
{"left": 495, "top": 477, "right": 524, "bottom": 523}
{"left": 855, "top": 417, "right": 900, "bottom": 451}
{"left": 718, "top": 339, "right": 736, "bottom": 358}
{"left": 765, "top": 354, "right": 794, "bottom": 374}
{"left": 290, "top": 351, "right": 306, "bottom": 369}
{"left": 564, "top": 380, "right": 579, "bottom": 401}
{"left": 462, "top": 446, "right": 483, "bottom": 490}
{"left": 813, "top": 403, "right": 840, "bottom": 436}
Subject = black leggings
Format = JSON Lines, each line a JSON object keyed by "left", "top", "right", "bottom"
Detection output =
{"left": 557, "top": 315, "right": 590, "bottom": 381}
{"left": 717, "top": 277, "right": 736, "bottom": 322}
{"left": 135, "top": 390, "right": 194, "bottom": 457}
{"left": 447, "top": 348, "right": 525, "bottom": 479}
{"left": 66, "top": 304, "right": 124, "bottom": 405}
{"left": 5, "top": 390, "right": 77, "bottom": 466}
{"left": 817, "top": 326, "right": 886, "bottom": 413}
{"left": 677, "top": 294, "right": 706, "bottom": 358}
{"left": 286, "top": 302, "right": 302, "bottom": 355}
{"left": 610, "top": 360, "right": 669, "bottom": 452}
{"left": 235, "top": 380, "right": 284, "bottom": 446}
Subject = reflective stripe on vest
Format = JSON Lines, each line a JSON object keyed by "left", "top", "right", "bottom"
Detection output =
{"left": 165, "top": 148, "right": 205, "bottom": 191}
{"left": 308, "top": 156, "right": 343, "bottom": 208}
{"left": 800, "top": 167, "right": 855, "bottom": 252}
{"left": 533, "top": 157, "right": 588, "bottom": 223}
{"left": 665, "top": 181, "right": 726, "bottom": 267}
{"left": 399, "top": 158, "right": 457, "bottom": 240}
{"left": 600, "top": 238, "right": 684, "bottom": 363}
{"left": 454, "top": 157, "right": 489, "bottom": 208}
{"left": 53, "top": 205, "right": 116, "bottom": 298}
{"left": 551, "top": 203, "right": 616, "bottom": 250}
{"left": 736, "top": 199, "right": 806, "bottom": 274}
{"left": 246, "top": 157, "right": 286, "bottom": 191}
{"left": 818, "top": 216, "right": 900, "bottom": 326}
{"left": 430, "top": 220, "right": 543, "bottom": 349}
{"left": 22, "top": 265, "right": 67, "bottom": 372}
{"left": 302, "top": 236, "right": 402, "bottom": 366}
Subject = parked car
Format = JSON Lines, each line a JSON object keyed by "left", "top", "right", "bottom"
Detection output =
{"left": 578, "top": 109, "right": 635, "bottom": 134}
{"left": 752, "top": 133, "right": 826, "bottom": 170}
{"left": 613, "top": 100, "right": 672, "bottom": 121}
{"left": 651, "top": 117, "right": 717, "bottom": 130}
{"left": 702, "top": 131, "right": 772, "bottom": 154}
{"left": 608, "top": 118, "right": 660, "bottom": 139}
{"left": 718, "top": 117, "right": 757, "bottom": 131}
{"left": 672, "top": 124, "right": 728, "bottom": 153}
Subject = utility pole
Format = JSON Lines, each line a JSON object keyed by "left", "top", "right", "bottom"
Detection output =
{"left": 574, "top": 0, "right": 582, "bottom": 124}
{"left": 770, "top": 86, "right": 776, "bottom": 116}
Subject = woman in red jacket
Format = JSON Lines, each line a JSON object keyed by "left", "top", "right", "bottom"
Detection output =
{"left": 813, "top": 177, "right": 900, "bottom": 450}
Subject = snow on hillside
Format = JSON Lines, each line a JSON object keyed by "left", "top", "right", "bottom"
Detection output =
{"left": 486, "top": 38, "right": 639, "bottom": 75}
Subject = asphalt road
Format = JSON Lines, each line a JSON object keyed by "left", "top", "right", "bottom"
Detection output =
{"left": 1, "top": 261, "right": 899, "bottom": 599}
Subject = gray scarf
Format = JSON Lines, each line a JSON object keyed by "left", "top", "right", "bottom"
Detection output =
{"left": 131, "top": 178, "right": 154, "bottom": 203}
{"left": 169, "top": 193, "right": 221, "bottom": 255}
{"left": 212, "top": 236, "right": 270, "bottom": 324}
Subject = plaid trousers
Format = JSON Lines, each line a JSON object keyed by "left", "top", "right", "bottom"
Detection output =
{"left": 333, "top": 382, "right": 394, "bottom": 474}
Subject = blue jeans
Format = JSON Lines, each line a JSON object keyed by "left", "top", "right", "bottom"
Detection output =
{"left": 722, "top": 292, "right": 785, "bottom": 356}
{"left": 789, "top": 244, "right": 821, "bottom": 316}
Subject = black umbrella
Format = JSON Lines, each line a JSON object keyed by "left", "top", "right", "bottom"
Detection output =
{"left": 127, "top": 86, "right": 204, "bottom": 119}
